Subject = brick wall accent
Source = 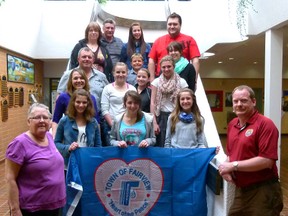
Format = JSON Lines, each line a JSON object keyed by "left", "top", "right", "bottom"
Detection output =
{"left": 0, "top": 47, "right": 44, "bottom": 161}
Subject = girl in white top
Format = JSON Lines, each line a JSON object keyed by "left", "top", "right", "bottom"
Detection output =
{"left": 101, "top": 62, "right": 136, "bottom": 127}
{"left": 150, "top": 55, "right": 188, "bottom": 147}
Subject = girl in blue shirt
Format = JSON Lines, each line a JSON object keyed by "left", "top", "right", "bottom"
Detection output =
{"left": 54, "top": 89, "right": 101, "bottom": 166}
{"left": 120, "top": 22, "right": 151, "bottom": 70}
{"left": 110, "top": 90, "right": 155, "bottom": 148}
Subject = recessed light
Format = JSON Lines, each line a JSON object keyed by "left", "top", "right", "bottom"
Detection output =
{"left": 218, "top": 61, "right": 223, "bottom": 64}
{"left": 200, "top": 52, "right": 215, "bottom": 59}
{"left": 253, "top": 61, "right": 258, "bottom": 64}
{"left": 229, "top": 57, "right": 234, "bottom": 60}
{"left": 203, "top": 52, "right": 215, "bottom": 57}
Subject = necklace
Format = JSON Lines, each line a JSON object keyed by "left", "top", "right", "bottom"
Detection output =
{"left": 87, "top": 44, "right": 98, "bottom": 52}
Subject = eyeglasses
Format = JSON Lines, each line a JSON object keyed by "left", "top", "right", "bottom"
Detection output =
{"left": 29, "top": 116, "right": 51, "bottom": 121}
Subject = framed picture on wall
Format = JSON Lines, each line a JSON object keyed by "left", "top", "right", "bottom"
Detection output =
{"left": 7, "top": 54, "right": 35, "bottom": 84}
{"left": 225, "top": 92, "right": 233, "bottom": 107}
{"left": 283, "top": 90, "right": 288, "bottom": 112}
{"left": 50, "top": 78, "right": 60, "bottom": 114}
{"left": 206, "top": 90, "right": 223, "bottom": 112}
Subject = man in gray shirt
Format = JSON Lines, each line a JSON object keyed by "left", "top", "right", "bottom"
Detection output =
{"left": 57, "top": 47, "right": 109, "bottom": 145}
{"left": 100, "top": 18, "right": 123, "bottom": 66}
{"left": 57, "top": 47, "right": 108, "bottom": 109}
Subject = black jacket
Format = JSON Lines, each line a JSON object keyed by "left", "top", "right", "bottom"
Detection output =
{"left": 179, "top": 63, "right": 196, "bottom": 92}
{"left": 69, "top": 39, "right": 114, "bottom": 82}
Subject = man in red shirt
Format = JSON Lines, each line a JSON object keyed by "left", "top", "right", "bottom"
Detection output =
{"left": 148, "top": 12, "right": 200, "bottom": 81}
{"left": 219, "top": 85, "right": 283, "bottom": 215}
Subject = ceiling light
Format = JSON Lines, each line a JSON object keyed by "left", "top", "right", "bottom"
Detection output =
{"left": 218, "top": 61, "right": 223, "bottom": 64}
{"left": 229, "top": 57, "right": 234, "bottom": 60}
{"left": 200, "top": 52, "right": 215, "bottom": 59}
{"left": 203, "top": 52, "right": 215, "bottom": 57}
{"left": 253, "top": 61, "right": 258, "bottom": 64}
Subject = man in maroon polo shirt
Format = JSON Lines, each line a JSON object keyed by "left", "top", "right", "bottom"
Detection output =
{"left": 219, "top": 85, "right": 283, "bottom": 215}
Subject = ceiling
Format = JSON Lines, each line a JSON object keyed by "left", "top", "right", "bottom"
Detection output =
{"left": 201, "top": 26, "right": 288, "bottom": 69}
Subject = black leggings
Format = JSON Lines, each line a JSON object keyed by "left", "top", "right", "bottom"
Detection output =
{"left": 156, "top": 111, "right": 171, "bottom": 147}
{"left": 19, "top": 208, "right": 60, "bottom": 216}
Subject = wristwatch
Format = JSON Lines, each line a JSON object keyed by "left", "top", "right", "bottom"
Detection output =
{"left": 232, "top": 161, "right": 239, "bottom": 171}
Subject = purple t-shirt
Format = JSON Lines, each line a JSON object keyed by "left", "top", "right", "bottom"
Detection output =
{"left": 6, "top": 132, "right": 66, "bottom": 212}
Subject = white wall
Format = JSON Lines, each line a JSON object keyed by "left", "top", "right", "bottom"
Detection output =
{"left": 35, "top": 0, "right": 95, "bottom": 59}
{"left": 168, "top": 0, "right": 243, "bottom": 53}
{"left": 248, "top": 0, "right": 288, "bottom": 35}
{"left": 0, "top": 0, "right": 244, "bottom": 60}
{"left": 1, "top": 0, "right": 288, "bottom": 63}
{"left": 0, "top": 0, "right": 94, "bottom": 59}
{"left": 99, "top": 1, "right": 167, "bottom": 44}
{"left": 0, "top": 0, "right": 42, "bottom": 56}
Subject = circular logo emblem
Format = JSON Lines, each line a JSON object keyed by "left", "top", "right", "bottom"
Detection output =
{"left": 245, "top": 129, "right": 253, "bottom": 137}
{"left": 95, "top": 159, "right": 163, "bottom": 215}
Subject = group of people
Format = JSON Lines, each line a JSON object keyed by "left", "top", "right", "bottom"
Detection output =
{"left": 69, "top": 13, "right": 199, "bottom": 91}
{"left": 4, "top": 11, "right": 283, "bottom": 216}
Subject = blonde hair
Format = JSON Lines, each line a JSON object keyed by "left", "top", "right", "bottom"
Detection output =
{"left": 169, "top": 88, "right": 203, "bottom": 135}
{"left": 113, "top": 62, "right": 128, "bottom": 74}
{"left": 131, "top": 53, "right": 144, "bottom": 61}
{"left": 160, "top": 55, "right": 175, "bottom": 68}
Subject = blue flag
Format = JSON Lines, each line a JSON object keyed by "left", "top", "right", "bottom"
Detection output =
{"left": 64, "top": 146, "right": 216, "bottom": 216}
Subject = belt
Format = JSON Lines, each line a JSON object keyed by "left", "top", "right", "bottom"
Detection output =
{"left": 239, "top": 178, "right": 279, "bottom": 192}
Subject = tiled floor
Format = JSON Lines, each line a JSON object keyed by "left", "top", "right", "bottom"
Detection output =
{"left": 0, "top": 143, "right": 287, "bottom": 216}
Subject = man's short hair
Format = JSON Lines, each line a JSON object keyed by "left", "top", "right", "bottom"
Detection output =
{"left": 103, "top": 18, "right": 116, "bottom": 26}
{"left": 232, "top": 85, "right": 256, "bottom": 100}
{"left": 167, "top": 12, "right": 182, "bottom": 26}
{"left": 77, "top": 47, "right": 94, "bottom": 58}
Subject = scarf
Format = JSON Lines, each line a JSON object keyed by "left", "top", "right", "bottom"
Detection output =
{"left": 174, "top": 57, "right": 189, "bottom": 74}
{"left": 155, "top": 73, "right": 181, "bottom": 116}
{"left": 179, "top": 112, "right": 194, "bottom": 123}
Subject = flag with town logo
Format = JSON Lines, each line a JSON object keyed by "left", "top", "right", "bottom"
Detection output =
{"left": 64, "top": 146, "right": 216, "bottom": 216}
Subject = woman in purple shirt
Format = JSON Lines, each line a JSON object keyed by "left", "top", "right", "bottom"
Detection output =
{"left": 5, "top": 103, "right": 66, "bottom": 216}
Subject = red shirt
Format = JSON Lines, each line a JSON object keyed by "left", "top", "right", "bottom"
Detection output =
{"left": 149, "top": 33, "right": 200, "bottom": 76}
{"left": 227, "top": 111, "right": 279, "bottom": 188}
